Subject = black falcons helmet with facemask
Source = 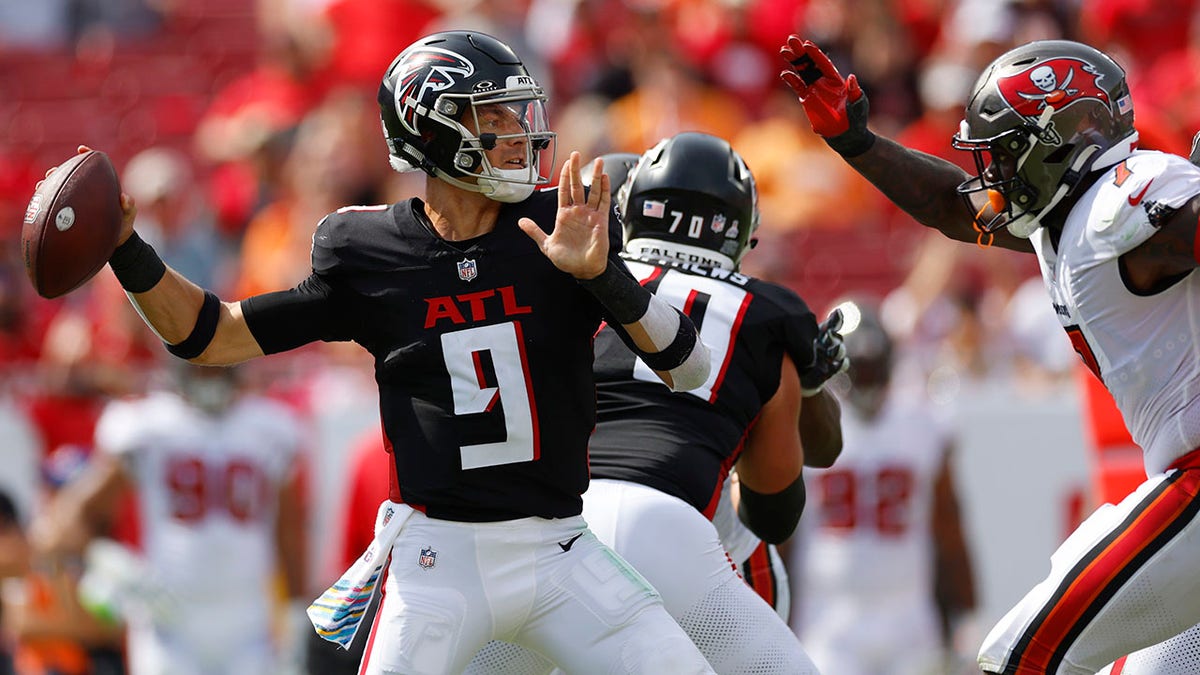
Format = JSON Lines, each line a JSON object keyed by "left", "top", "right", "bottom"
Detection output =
{"left": 952, "top": 40, "right": 1137, "bottom": 238}
{"left": 618, "top": 132, "right": 759, "bottom": 271}
{"left": 378, "top": 31, "right": 556, "bottom": 203}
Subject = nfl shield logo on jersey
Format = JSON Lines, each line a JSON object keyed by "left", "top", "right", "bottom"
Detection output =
{"left": 418, "top": 546, "right": 438, "bottom": 569}
{"left": 457, "top": 258, "right": 478, "bottom": 282}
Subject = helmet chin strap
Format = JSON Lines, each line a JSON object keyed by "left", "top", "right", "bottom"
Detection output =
{"left": 1006, "top": 144, "right": 1100, "bottom": 238}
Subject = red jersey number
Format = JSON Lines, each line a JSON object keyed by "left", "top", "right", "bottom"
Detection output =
{"left": 815, "top": 465, "right": 915, "bottom": 536}
{"left": 165, "top": 455, "right": 268, "bottom": 524}
{"left": 1065, "top": 325, "right": 1102, "bottom": 379}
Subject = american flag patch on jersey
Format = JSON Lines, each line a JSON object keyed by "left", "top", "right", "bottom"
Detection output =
{"left": 308, "top": 501, "right": 413, "bottom": 648}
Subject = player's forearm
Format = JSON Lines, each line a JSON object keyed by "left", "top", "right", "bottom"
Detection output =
{"left": 845, "top": 137, "right": 978, "bottom": 242}
{"left": 276, "top": 476, "right": 308, "bottom": 598}
{"left": 579, "top": 260, "right": 711, "bottom": 391}
{"left": 798, "top": 389, "right": 842, "bottom": 468}
{"left": 110, "top": 233, "right": 262, "bottom": 364}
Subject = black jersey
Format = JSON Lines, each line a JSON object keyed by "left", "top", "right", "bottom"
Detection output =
{"left": 242, "top": 191, "right": 624, "bottom": 521}
{"left": 588, "top": 256, "right": 819, "bottom": 517}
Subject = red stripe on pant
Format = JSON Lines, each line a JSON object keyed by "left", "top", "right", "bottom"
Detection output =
{"left": 1011, "top": 469, "right": 1200, "bottom": 673}
{"left": 742, "top": 542, "right": 776, "bottom": 609}
{"left": 357, "top": 564, "right": 390, "bottom": 675}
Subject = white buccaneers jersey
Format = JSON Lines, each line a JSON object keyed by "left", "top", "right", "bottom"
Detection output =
{"left": 94, "top": 391, "right": 302, "bottom": 600}
{"left": 797, "top": 390, "right": 950, "bottom": 602}
{"left": 1030, "top": 150, "right": 1200, "bottom": 475}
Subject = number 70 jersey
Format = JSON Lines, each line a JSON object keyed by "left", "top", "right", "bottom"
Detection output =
{"left": 588, "top": 256, "right": 821, "bottom": 516}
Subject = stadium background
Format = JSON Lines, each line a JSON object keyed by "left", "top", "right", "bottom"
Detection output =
{"left": 0, "top": 0, "right": 1193, "bottom": 660}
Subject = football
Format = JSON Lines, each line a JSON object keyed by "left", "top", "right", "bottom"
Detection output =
{"left": 21, "top": 150, "right": 124, "bottom": 298}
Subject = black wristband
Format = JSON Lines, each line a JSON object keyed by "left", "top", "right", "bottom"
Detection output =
{"left": 823, "top": 95, "right": 876, "bottom": 158}
{"left": 165, "top": 291, "right": 221, "bottom": 359}
{"left": 634, "top": 316, "right": 697, "bottom": 371}
{"left": 577, "top": 261, "right": 651, "bottom": 325}
{"left": 108, "top": 232, "right": 166, "bottom": 293}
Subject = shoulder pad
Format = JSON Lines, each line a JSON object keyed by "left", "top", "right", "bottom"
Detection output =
{"left": 1086, "top": 151, "right": 1200, "bottom": 255}
{"left": 311, "top": 203, "right": 411, "bottom": 276}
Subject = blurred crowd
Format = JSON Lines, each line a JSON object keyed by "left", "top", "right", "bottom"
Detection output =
{"left": 0, "top": 0, "right": 1196, "bottom": 673}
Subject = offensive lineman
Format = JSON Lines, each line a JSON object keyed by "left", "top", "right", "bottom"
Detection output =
{"left": 468, "top": 132, "right": 846, "bottom": 674}
{"left": 781, "top": 34, "right": 1200, "bottom": 673}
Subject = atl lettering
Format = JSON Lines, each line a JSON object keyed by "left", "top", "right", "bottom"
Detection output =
{"left": 424, "top": 285, "right": 533, "bottom": 328}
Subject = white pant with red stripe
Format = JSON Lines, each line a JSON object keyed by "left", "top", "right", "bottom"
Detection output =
{"left": 979, "top": 458, "right": 1200, "bottom": 674}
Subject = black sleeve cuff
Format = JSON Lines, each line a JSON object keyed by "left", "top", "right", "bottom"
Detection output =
{"left": 737, "top": 476, "right": 806, "bottom": 544}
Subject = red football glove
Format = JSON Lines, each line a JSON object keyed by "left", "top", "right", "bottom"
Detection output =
{"left": 780, "top": 36, "right": 875, "bottom": 157}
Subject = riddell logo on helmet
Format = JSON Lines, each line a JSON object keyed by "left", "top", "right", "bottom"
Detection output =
{"left": 996, "top": 58, "right": 1109, "bottom": 120}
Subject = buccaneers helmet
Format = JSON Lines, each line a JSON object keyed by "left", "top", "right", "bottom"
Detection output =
{"left": 952, "top": 40, "right": 1137, "bottom": 238}
{"left": 378, "top": 31, "right": 555, "bottom": 203}
{"left": 618, "top": 132, "right": 759, "bottom": 270}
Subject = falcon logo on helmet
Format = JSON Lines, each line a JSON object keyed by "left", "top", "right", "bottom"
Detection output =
{"left": 378, "top": 31, "right": 557, "bottom": 203}
{"left": 394, "top": 48, "right": 475, "bottom": 136}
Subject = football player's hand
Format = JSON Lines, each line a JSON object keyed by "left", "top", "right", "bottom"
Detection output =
{"left": 519, "top": 152, "right": 610, "bottom": 279}
{"left": 779, "top": 36, "right": 875, "bottom": 157}
{"left": 801, "top": 308, "right": 850, "bottom": 396}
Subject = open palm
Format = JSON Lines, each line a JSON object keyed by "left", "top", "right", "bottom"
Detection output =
{"left": 519, "top": 152, "right": 611, "bottom": 279}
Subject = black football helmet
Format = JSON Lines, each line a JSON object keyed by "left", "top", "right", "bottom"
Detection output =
{"left": 618, "top": 132, "right": 759, "bottom": 270}
{"left": 378, "top": 31, "right": 555, "bottom": 202}
{"left": 580, "top": 152, "right": 640, "bottom": 202}
{"left": 952, "top": 40, "right": 1137, "bottom": 238}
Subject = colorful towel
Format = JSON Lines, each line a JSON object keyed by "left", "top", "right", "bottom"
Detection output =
{"left": 307, "top": 501, "right": 412, "bottom": 648}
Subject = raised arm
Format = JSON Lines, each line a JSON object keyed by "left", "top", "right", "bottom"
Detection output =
{"left": 519, "top": 152, "right": 710, "bottom": 391}
{"left": 44, "top": 147, "right": 266, "bottom": 365}
{"left": 779, "top": 37, "right": 1033, "bottom": 253}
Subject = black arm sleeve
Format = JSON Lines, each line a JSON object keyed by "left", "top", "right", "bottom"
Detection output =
{"left": 576, "top": 254, "right": 652, "bottom": 325}
{"left": 737, "top": 475, "right": 806, "bottom": 544}
{"left": 241, "top": 274, "right": 356, "bottom": 354}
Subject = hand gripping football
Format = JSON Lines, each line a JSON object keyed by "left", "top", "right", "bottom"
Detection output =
{"left": 22, "top": 150, "right": 124, "bottom": 298}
